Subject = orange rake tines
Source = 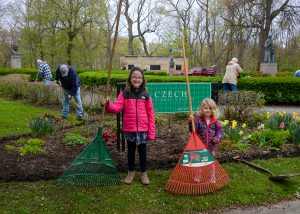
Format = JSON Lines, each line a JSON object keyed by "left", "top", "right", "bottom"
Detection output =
{"left": 165, "top": 132, "right": 230, "bottom": 195}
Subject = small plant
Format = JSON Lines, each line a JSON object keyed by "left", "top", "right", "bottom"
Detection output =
{"left": 288, "top": 123, "right": 300, "bottom": 145}
{"left": 63, "top": 133, "right": 89, "bottom": 146}
{"left": 30, "top": 116, "right": 56, "bottom": 136}
{"left": 19, "top": 145, "right": 42, "bottom": 156}
{"left": 16, "top": 138, "right": 27, "bottom": 145}
{"left": 249, "top": 128, "right": 289, "bottom": 149}
{"left": 26, "top": 138, "right": 46, "bottom": 147}
{"left": 265, "top": 112, "right": 293, "bottom": 131}
{"left": 221, "top": 120, "right": 249, "bottom": 143}
{"left": 18, "top": 138, "right": 45, "bottom": 156}
{"left": 102, "top": 131, "right": 117, "bottom": 146}
{"left": 5, "top": 144, "right": 15, "bottom": 152}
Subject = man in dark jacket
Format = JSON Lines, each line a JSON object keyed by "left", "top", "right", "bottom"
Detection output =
{"left": 55, "top": 64, "right": 83, "bottom": 120}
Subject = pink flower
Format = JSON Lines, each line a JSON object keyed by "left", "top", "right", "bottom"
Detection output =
{"left": 279, "top": 122, "right": 285, "bottom": 129}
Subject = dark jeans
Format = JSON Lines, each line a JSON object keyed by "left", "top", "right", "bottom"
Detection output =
{"left": 222, "top": 83, "right": 237, "bottom": 94}
{"left": 127, "top": 140, "right": 147, "bottom": 172}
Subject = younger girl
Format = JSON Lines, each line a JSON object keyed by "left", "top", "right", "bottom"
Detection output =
{"left": 101, "top": 67, "right": 156, "bottom": 185}
{"left": 189, "top": 98, "right": 223, "bottom": 183}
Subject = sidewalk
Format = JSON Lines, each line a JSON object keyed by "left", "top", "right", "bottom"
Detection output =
{"left": 214, "top": 199, "right": 300, "bottom": 214}
{"left": 261, "top": 105, "right": 300, "bottom": 114}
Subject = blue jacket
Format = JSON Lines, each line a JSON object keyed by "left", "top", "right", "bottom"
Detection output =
{"left": 55, "top": 65, "right": 80, "bottom": 96}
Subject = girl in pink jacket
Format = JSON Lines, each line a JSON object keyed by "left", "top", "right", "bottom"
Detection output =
{"left": 101, "top": 67, "right": 156, "bottom": 185}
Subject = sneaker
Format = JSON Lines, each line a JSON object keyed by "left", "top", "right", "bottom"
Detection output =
{"left": 124, "top": 171, "right": 135, "bottom": 184}
{"left": 140, "top": 172, "right": 150, "bottom": 185}
{"left": 77, "top": 116, "right": 83, "bottom": 121}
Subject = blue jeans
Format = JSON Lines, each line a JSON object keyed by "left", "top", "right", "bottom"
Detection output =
{"left": 62, "top": 87, "right": 83, "bottom": 117}
{"left": 222, "top": 83, "right": 237, "bottom": 94}
{"left": 43, "top": 79, "right": 52, "bottom": 85}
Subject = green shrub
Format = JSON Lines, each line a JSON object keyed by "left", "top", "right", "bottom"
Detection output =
{"left": 63, "top": 133, "right": 89, "bottom": 146}
{"left": 276, "top": 72, "right": 294, "bottom": 77}
{"left": 219, "top": 90, "right": 265, "bottom": 123}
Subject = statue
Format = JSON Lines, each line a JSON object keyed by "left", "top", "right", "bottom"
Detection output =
{"left": 264, "top": 35, "right": 275, "bottom": 63}
{"left": 10, "top": 43, "right": 22, "bottom": 68}
{"left": 12, "top": 44, "right": 19, "bottom": 55}
{"left": 169, "top": 58, "right": 175, "bottom": 69}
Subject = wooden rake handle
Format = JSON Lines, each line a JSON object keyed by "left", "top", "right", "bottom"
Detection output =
{"left": 181, "top": 37, "right": 195, "bottom": 132}
{"left": 100, "top": 0, "right": 123, "bottom": 127}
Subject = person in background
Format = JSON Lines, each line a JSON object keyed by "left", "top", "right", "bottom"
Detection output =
{"left": 101, "top": 67, "right": 156, "bottom": 185}
{"left": 189, "top": 98, "right": 223, "bottom": 183}
{"left": 36, "top": 59, "right": 52, "bottom": 85}
{"left": 55, "top": 64, "right": 83, "bottom": 121}
{"left": 222, "top": 57, "right": 243, "bottom": 94}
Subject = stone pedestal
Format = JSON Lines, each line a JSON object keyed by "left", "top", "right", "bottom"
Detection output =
{"left": 260, "top": 63, "right": 277, "bottom": 76}
{"left": 169, "top": 68, "right": 175, "bottom": 76}
{"left": 11, "top": 54, "right": 22, "bottom": 68}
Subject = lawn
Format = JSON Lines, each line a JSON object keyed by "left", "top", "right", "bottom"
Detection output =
{"left": 0, "top": 98, "right": 64, "bottom": 137}
{"left": 0, "top": 157, "right": 299, "bottom": 213}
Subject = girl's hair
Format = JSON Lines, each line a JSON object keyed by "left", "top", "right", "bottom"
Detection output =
{"left": 198, "top": 98, "right": 220, "bottom": 118}
{"left": 125, "top": 66, "right": 146, "bottom": 92}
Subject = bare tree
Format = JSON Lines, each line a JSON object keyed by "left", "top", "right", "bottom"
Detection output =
{"left": 222, "top": 0, "right": 298, "bottom": 70}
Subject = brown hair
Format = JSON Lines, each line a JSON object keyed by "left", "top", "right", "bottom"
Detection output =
{"left": 198, "top": 98, "right": 220, "bottom": 118}
{"left": 125, "top": 66, "right": 146, "bottom": 92}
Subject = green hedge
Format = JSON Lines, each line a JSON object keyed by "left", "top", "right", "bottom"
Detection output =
{"left": 1, "top": 68, "right": 300, "bottom": 104}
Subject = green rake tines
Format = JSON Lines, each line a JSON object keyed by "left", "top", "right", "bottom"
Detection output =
{"left": 58, "top": 127, "right": 121, "bottom": 186}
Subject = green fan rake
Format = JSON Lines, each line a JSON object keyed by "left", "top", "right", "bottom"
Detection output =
{"left": 58, "top": 0, "right": 123, "bottom": 186}
{"left": 58, "top": 127, "right": 121, "bottom": 186}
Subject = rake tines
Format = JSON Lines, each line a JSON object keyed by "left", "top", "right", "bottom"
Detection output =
{"left": 57, "top": 127, "right": 121, "bottom": 186}
{"left": 165, "top": 162, "right": 230, "bottom": 195}
{"left": 165, "top": 132, "right": 230, "bottom": 195}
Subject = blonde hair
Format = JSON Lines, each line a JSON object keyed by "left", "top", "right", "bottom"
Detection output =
{"left": 198, "top": 98, "right": 220, "bottom": 118}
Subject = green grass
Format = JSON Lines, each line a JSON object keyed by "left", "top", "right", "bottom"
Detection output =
{"left": 0, "top": 157, "right": 299, "bottom": 213}
{"left": 0, "top": 98, "right": 60, "bottom": 137}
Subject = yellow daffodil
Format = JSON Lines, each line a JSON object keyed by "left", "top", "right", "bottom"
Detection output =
{"left": 292, "top": 112, "right": 298, "bottom": 119}
{"left": 242, "top": 123, "right": 247, "bottom": 128}
{"left": 239, "top": 130, "right": 244, "bottom": 135}
{"left": 231, "top": 120, "right": 237, "bottom": 129}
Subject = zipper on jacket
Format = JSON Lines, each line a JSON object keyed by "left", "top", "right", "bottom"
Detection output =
{"left": 136, "top": 96, "right": 139, "bottom": 132}
{"left": 206, "top": 120, "right": 211, "bottom": 146}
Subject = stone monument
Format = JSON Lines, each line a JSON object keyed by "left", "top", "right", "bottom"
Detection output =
{"left": 10, "top": 44, "right": 22, "bottom": 68}
{"left": 260, "top": 35, "right": 277, "bottom": 76}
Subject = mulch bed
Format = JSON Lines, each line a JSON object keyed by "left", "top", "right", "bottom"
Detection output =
{"left": 0, "top": 121, "right": 299, "bottom": 182}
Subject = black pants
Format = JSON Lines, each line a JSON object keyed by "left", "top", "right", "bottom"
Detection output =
{"left": 127, "top": 140, "right": 147, "bottom": 172}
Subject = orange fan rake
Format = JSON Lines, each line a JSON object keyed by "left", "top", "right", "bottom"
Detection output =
{"left": 165, "top": 131, "right": 230, "bottom": 195}
{"left": 164, "top": 37, "right": 230, "bottom": 195}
